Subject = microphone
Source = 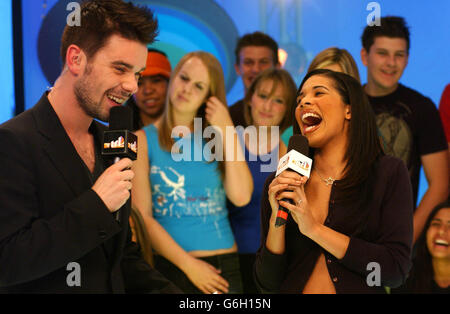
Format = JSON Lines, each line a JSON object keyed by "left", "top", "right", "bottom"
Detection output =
{"left": 101, "top": 106, "right": 137, "bottom": 222}
{"left": 274, "top": 134, "right": 312, "bottom": 227}
{"left": 102, "top": 106, "right": 137, "bottom": 161}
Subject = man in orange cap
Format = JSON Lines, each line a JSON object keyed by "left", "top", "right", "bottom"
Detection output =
{"left": 127, "top": 49, "right": 171, "bottom": 130}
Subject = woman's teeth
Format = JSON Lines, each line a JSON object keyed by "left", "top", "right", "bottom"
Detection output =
{"left": 435, "top": 239, "right": 449, "bottom": 247}
{"left": 301, "top": 112, "right": 322, "bottom": 130}
{"left": 301, "top": 112, "right": 321, "bottom": 122}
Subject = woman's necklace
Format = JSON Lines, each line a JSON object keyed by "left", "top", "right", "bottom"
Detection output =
{"left": 314, "top": 168, "right": 337, "bottom": 186}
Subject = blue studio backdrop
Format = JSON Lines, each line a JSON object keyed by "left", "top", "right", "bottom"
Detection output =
{"left": 0, "top": 1, "right": 14, "bottom": 125}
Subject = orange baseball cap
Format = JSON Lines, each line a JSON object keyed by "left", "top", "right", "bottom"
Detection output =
{"left": 141, "top": 50, "right": 172, "bottom": 79}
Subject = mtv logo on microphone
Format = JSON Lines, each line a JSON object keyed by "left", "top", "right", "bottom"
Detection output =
{"left": 276, "top": 150, "right": 312, "bottom": 178}
{"left": 105, "top": 136, "right": 125, "bottom": 149}
{"left": 102, "top": 130, "right": 137, "bottom": 160}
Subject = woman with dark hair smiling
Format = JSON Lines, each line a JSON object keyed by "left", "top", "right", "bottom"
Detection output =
{"left": 394, "top": 201, "right": 450, "bottom": 293}
{"left": 254, "top": 69, "right": 414, "bottom": 293}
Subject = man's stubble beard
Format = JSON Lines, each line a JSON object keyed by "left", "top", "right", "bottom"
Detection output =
{"left": 73, "top": 64, "right": 109, "bottom": 122}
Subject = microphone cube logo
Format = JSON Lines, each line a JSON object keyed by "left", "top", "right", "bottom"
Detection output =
{"left": 276, "top": 150, "right": 312, "bottom": 178}
{"left": 102, "top": 131, "right": 138, "bottom": 160}
{"left": 106, "top": 136, "right": 125, "bottom": 149}
{"left": 277, "top": 156, "right": 289, "bottom": 173}
{"left": 293, "top": 159, "right": 311, "bottom": 172}
{"left": 128, "top": 140, "right": 137, "bottom": 154}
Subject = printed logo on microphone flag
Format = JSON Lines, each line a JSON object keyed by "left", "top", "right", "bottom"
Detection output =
{"left": 276, "top": 150, "right": 312, "bottom": 178}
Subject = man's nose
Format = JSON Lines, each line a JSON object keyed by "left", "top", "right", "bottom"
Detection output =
{"left": 251, "top": 62, "right": 262, "bottom": 73}
{"left": 122, "top": 73, "right": 139, "bottom": 95}
{"left": 386, "top": 54, "right": 396, "bottom": 67}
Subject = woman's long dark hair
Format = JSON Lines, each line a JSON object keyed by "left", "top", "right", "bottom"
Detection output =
{"left": 401, "top": 201, "right": 450, "bottom": 293}
{"left": 294, "top": 69, "right": 384, "bottom": 234}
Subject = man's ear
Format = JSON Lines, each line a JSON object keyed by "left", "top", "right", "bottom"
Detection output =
{"left": 65, "top": 44, "right": 85, "bottom": 75}
{"left": 360, "top": 48, "right": 368, "bottom": 67}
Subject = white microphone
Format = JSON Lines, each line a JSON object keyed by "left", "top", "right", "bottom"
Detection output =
{"left": 274, "top": 134, "right": 312, "bottom": 227}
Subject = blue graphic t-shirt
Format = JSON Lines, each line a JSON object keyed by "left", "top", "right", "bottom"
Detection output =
{"left": 144, "top": 124, "right": 235, "bottom": 252}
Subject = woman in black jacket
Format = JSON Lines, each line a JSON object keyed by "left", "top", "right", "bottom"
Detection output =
{"left": 254, "top": 69, "right": 414, "bottom": 293}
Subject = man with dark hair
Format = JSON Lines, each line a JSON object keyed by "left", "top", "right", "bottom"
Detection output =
{"left": 360, "top": 16, "right": 449, "bottom": 244}
{"left": 126, "top": 49, "right": 171, "bottom": 131}
{"left": 0, "top": 0, "right": 180, "bottom": 293}
{"left": 229, "top": 31, "right": 280, "bottom": 127}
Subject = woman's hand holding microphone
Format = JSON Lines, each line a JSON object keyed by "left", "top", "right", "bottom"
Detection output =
{"left": 268, "top": 171, "right": 319, "bottom": 237}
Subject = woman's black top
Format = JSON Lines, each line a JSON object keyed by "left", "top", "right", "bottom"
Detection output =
{"left": 254, "top": 155, "right": 414, "bottom": 294}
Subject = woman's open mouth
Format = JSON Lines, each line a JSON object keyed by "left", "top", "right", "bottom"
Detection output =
{"left": 301, "top": 111, "right": 322, "bottom": 134}
{"left": 433, "top": 238, "right": 449, "bottom": 249}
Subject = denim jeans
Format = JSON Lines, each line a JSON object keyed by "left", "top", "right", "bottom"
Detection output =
{"left": 154, "top": 252, "right": 243, "bottom": 294}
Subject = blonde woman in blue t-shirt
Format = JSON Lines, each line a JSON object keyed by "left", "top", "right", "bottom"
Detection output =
{"left": 131, "top": 51, "right": 253, "bottom": 294}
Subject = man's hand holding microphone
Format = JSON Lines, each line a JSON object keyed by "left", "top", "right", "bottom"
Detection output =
{"left": 94, "top": 106, "right": 137, "bottom": 220}
{"left": 92, "top": 157, "right": 134, "bottom": 213}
